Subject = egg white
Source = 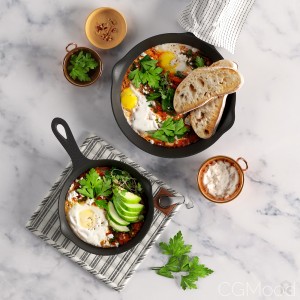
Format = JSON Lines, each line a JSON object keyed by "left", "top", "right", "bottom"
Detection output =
{"left": 154, "top": 43, "right": 196, "bottom": 72}
{"left": 129, "top": 85, "right": 160, "bottom": 133}
{"left": 67, "top": 203, "right": 111, "bottom": 247}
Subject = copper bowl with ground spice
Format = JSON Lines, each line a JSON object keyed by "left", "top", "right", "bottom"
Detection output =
{"left": 63, "top": 43, "right": 103, "bottom": 87}
{"left": 197, "top": 156, "right": 248, "bottom": 203}
{"left": 85, "top": 7, "right": 127, "bottom": 49}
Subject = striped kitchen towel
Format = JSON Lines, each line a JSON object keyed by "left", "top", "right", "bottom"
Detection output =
{"left": 178, "top": 0, "right": 255, "bottom": 53}
{"left": 26, "top": 136, "right": 183, "bottom": 291}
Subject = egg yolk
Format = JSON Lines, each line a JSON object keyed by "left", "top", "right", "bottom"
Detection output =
{"left": 121, "top": 88, "right": 138, "bottom": 110}
{"left": 79, "top": 209, "right": 96, "bottom": 230}
{"left": 158, "top": 51, "right": 177, "bottom": 73}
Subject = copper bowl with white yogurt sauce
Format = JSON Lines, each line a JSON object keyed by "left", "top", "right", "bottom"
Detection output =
{"left": 197, "top": 156, "right": 248, "bottom": 203}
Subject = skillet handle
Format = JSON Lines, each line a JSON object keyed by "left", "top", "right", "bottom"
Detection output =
{"left": 51, "top": 117, "right": 88, "bottom": 169}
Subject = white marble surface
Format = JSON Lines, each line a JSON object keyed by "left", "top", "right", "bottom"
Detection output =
{"left": 1, "top": 0, "right": 300, "bottom": 299}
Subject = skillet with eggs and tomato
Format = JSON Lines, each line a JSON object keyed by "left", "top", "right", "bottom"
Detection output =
{"left": 65, "top": 166, "right": 145, "bottom": 248}
{"left": 121, "top": 43, "right": 212, "bottom": 147}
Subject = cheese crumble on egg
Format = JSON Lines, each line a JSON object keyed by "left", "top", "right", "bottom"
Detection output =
{"left": 66, "top": 203, "right": 111, "bottom": 247}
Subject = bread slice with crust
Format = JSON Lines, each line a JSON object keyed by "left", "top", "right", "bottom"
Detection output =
{"left": 189, "top": 60, "right": 238, "bottom": 139}
{"left": 190, "top": 95, "right": 227, "bottom": 139}
{"left": 174, "top": 66, "right": 243, "bottom": 114}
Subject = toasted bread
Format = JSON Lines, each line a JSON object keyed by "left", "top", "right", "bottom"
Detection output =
{"left": 174, "top": 66, "right": 243, "bottom": 114}
{"left": 189, "top": 60, "right": 238, "bottom": 139}
{"left": 190, "top": 95, "right": 227, "bottom": 139}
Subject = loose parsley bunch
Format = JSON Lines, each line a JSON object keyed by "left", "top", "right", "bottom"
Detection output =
{"left": 68, "top": 51, "right": 99, "bottom": 82}
{"left": 151, "top": 118, "right": 189, "bottom": 143}
{"left": 152, "top": 231, "right": 213, "bottom": 290}
{"left": 128, "top": 55, "right": 163, "bottom": 89}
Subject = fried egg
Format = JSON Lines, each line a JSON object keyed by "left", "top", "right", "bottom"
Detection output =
{"left": 66, "top": 203, "right": 111, "bottom": 247}
{"left": 155, "top": 43, "right": 195, "bottom": 73}
{"left": 123, "top": 85, "right": 159, "bottom": 133}
{"left": 121, "top": 87, "right": 138, "bottom": 110}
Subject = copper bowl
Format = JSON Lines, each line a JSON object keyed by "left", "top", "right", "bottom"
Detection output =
{"left": 62, "top": 43, "right": 103, "bottom": 87}
{"left": 197, "top": 156, "right": 248, "bottom": 203}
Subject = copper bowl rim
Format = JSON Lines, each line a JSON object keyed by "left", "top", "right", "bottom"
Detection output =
{"left": 84, "top": 7, "right": 127, "bottom": 50}
{"left": 62, "top": 43, "right": 103, "bottom": 87}
{"left": 197, "top": 155, "right": 248, "bottom": 203}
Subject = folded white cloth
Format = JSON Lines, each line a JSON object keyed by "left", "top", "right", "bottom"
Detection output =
{"left": 178, "top": 0, "right": 255, "bottom": 53}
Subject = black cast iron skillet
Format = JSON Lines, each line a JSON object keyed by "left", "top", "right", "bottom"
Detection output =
{"left": 111, "top": 32, "right": 236, "bottom": 158}
{"left": 51, "top": 117, "right": 154, "bottom": 255}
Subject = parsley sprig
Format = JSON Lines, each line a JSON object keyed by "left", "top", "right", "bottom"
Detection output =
{"left": 146, "top": 72, "right": 175, "bottom": 112}
{"left": 151, "top": 118, "right": 189, "bottom": 143}
{"left": 128, "top": 55, "right": 163, "bottom": 88}
{"left": 68, "top": 51, "right": 98, "bottom": 82}
{"left": 76, "top": 168, "right": 112, "bottom": 199}
{"left": 76, "top": 167, "right": 143, "bottom": 201}
{"left": 152, "top": 231, "right": 214, "bottom": 290}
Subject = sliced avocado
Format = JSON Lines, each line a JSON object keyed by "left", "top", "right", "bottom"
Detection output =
{"left": 113, "top": 198, "right": 140, "bottom": 223}
{"left": 107, "top": 214, "right": 130, "bottom": 232}
{"left": 113, "top": 188, "right": 142, "bottom": 204}
{"left": 107, "top": 202, "right": 130, "bottom": 226}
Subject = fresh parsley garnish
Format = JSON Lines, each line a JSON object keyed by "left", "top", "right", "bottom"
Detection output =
{"left": 128, "top": 55, "right": 163, "bottom": 88}
{"left": 95, "top": 199, "right": 108, "bottom": 210}
{"left": 68, "top": 51, "right": 98, "bottom": 82}
{"left": 151, "top": 118, "right": 189, "bottom": 143}
{"left": 195, "top": 56, "right": 205, "bottom": 68}
{"left": 161, "top": 88, "right": 175, "bottom": 112}
{"left": 152, "top": 231, "right": 214, "bottom": 290}
{"left": 76, "top": 168, "right": 112, "bottom": 199}
{"left": 159, "top": 231, "right": 192, "bottom": 257}
{"left": 174, "top": 71, "right": 186, "bottom": 79}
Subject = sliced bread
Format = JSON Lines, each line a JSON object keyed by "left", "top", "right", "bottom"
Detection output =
{"left": 190, "top": 95, "right": 227, "bottom": 139}
{"left": 174, "top": 66, "right": 243, "bottom": 114}
{"left": 189, "top": 59, "right": 238, "bottom": 139}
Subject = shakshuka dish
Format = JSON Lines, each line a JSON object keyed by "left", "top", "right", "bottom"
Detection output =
{"left": 121, "top": 43, "right": 212, "bottom": 147}
{"left": 65, "top": 166, "right": 145, "bottom": 248}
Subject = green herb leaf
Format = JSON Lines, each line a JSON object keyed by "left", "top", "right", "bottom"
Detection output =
{"left": 95, "top": 199, "right": 108, "bottom": 210}
{"left": 76, "top": 168, "right": 112, "bottom": 199}
{"left": 159, "top": 231, "right": 192, "bottom": 257}
{"left": 95, "top": 177, "right": 112, "bottom": 197}
{"left": 150, "top": 118, "right": 189, "bottom": 143}
{"left": 161, "top": 88, "right": 175, "bottom": 112}
{"left": 164, "top": 255, "right": 190, "bottom": 272}
{"left": 174, "top": 71, "right": 186, "bottom": 79}
{"left": 146, "top": 92, "right": 161, "bottom": 101}
{"left": 68, "top": 51, "right": 98, "bottom": 82}
{"left": 151, "top": 231, "right": 214, "bottom": 290}
{"left": 180, "top": 257, "right": 214, "bottom": 290}
{"left": 128, "top": 55, "right": 162, "bottom": 88}
{"left": 195, "top": 56, "right": 205, "bottom": 68}
{"left": 156, "top": 266, "right": 174, "bottom": 278}
{"left": 106, "top": 167, "right": 143, "bottom": 195}
{"left": 128, "top": 69, "right": 143, "bottom": 88}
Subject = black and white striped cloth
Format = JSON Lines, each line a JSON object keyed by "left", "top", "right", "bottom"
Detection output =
{"left": 26, "top": 136, "right": 182, "bottom": 291}
{"left": 178, "top": 0, "right": 255, "bottom": 53}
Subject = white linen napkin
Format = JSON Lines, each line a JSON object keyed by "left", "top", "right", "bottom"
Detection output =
{"left": 178, "top": 0, "right": 255, "bottom": 53}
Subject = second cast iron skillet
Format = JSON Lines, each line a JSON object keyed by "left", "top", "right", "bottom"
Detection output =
{"left": 51, "top": 117, "right": 154, "bottom": 255}
{"left": 111, "top": 32, "right": 236, "bottom": 158}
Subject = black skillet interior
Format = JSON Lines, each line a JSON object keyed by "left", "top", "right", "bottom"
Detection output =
{"left": 51, "top": 117, "right": 154, "bottom": 255}
{"left": 111, "top": 32, "right": 236, "bottom": 158}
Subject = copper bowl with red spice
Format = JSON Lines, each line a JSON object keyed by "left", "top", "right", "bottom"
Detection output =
{"left": 52, "top": 117, "right": 154, "bottom": 255}
{"left": 85, "top": 7, "right": 127, "bottom": 49}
